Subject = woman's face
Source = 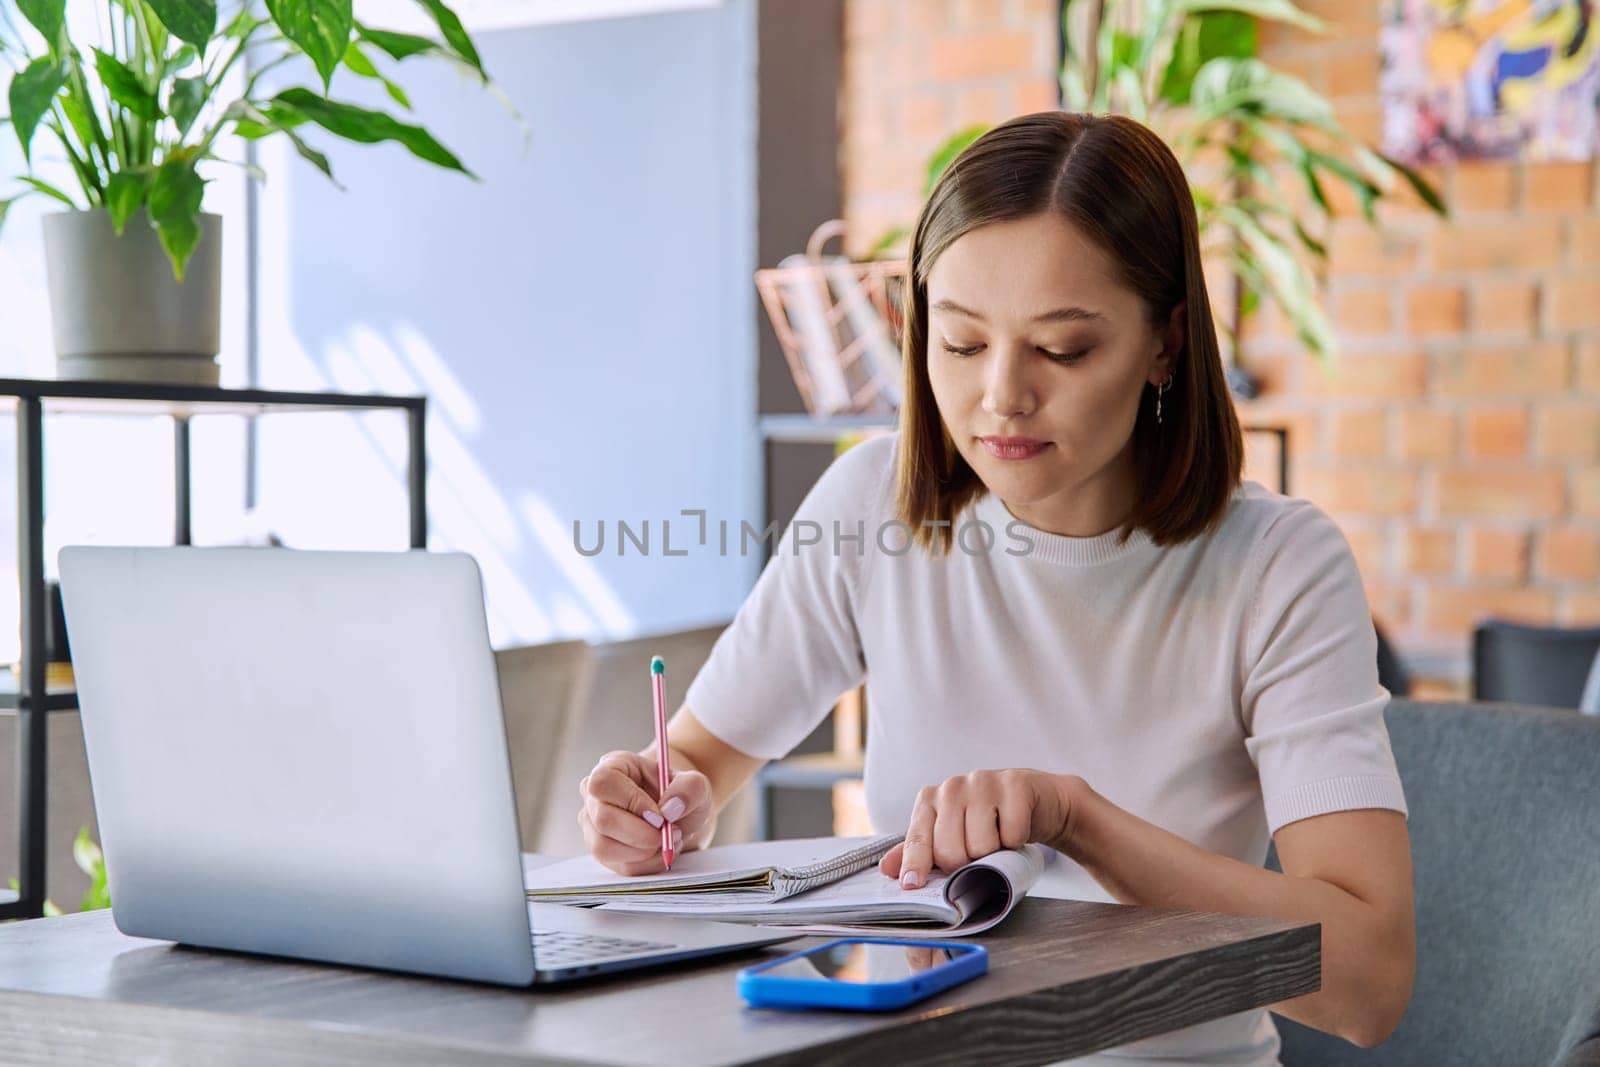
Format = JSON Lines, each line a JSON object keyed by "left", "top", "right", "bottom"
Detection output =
{"left": 925, "top": 211, "right": 1180, "bottom": 537}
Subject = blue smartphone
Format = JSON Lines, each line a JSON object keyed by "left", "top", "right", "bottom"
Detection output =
{"left": 737, "top": 938, "right": 988, "bottom": 1011}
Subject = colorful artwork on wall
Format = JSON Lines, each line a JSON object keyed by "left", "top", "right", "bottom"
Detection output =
{"left": 1381, "top": 0, "right": 1600, "bottom": 162}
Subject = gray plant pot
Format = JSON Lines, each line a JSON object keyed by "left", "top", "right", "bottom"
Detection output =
{"left": 42, "top": 209, "right": 223, "bottom": 386}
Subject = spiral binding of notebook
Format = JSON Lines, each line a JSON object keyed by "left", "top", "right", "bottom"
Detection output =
{"left": 767, "top": 833, "right": 903, "bottom": 900}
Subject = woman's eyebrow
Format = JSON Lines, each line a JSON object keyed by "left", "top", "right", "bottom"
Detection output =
{"left": 930, "top": 299, "right": 1104, "bottom": 323}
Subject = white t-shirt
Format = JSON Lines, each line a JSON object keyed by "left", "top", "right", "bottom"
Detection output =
{"left": 687, "top": 433, "right": 1407, "bottom": 1065}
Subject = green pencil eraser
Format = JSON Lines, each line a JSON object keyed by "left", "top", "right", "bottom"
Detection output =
{"left": 651, "top": 656, "right": 665, "bottom": 674}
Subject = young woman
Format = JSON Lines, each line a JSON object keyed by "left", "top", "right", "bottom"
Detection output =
{"left": 577, "top": 111, "right": 1414, "bottom": 1064}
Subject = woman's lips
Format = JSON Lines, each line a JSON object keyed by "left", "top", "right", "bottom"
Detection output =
{"left": 979, "top": 436, "right": 1052, "bottom": 460}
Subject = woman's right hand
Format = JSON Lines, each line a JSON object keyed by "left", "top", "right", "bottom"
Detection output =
{"left": 578, "top": 749, "right": 714, "bottom": 875}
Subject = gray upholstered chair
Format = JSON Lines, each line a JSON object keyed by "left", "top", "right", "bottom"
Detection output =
{"left": 1472, "top": 620, "right": 1600, "bottom": 709}
{"left": 495, "top": 639, "right": 592, "bottom": 851}
{"left": 533, "top": 623, "right": 756, "bottom": 856}
{"left": 1274, "top": 700, "right": 1600, "bottom": 1065}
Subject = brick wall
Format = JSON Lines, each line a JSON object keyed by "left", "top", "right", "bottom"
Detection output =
{"left": 839, "top": 0, "right": 1600, "bottom": 686}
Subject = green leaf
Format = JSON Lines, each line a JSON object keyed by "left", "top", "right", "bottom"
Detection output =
{"left": 1170, "top": 0, "right": 1322, "bottom": 34}
{"left": 162, "top": 44, "right": 201, "bottom": 79}
{"left": 412, "top": 0, "right": 482, "bottom": 76}
{"left": 222, "top": 6, "right": 265, "bottom": 38}
{"left": 925, "top": 124, "right": 987, "bottom": 195}
{"left": 94, "top": 49, "right": 161, "bottom": 121}
{"left": 343, "top": 42, "right": 412, "bottom": 109}
{"left": 1159, "top": 11, "right": 1255, "bottom": 105}
{"left": 224, "top": 99, "right": 341, "bottom": 186}
{"left": 16, "top": 0, "right": 64, "bottom": 51}
{"left": 73, "top": 827, "right": 110, "bottom": 911}
{"left": 148, "top": 155, "right": 206, "bottom": 280}
{"left": 863, "top": 224, "right": 910, "bottom": 260}
{"left": 0, "top": 197, "right": 15, "bottom": 242}
{"left": 356, "top": 23, "right": 440, "bottom": 60}
{"left": 1380, "top": 152, "right": 1448, "bottom": 217}
{"left": 272, "top": 87, "right": 473, "bottom": 174}
{"left": 170, "top": 75, "right": 206, "bottom": 136}
{"left": 18, "top": 175, "right": 78, "bottom": 206}
{"left": 145, "top": 0, "right": 217, "bottom": 48}
{"left": 105, "top": 170, "right": 151, "bottom": 233}
{"left": 8, "top": 57, "right": 69, "bottom": 163}
{"left": 266, "top": 0, "right": 354, "bottom": 89}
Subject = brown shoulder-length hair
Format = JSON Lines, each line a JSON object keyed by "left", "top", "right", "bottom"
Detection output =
{"left": 896, "top": 111, "right": 1243, "bottom": 554}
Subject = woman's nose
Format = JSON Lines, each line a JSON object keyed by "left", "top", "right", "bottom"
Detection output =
{"left": 981, "top": 346, "right": 1037, "bottom": 419}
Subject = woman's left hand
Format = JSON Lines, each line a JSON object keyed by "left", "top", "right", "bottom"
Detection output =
{"left": 878, "top": 769, "right": 1080, "bottom": 889}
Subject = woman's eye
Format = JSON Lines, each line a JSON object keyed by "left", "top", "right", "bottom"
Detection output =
{"left": 940, "top": 341, "right": 983, "bottom": 357}
{"left": 1040, "top": 347, "right": 1089, "bottom": 364}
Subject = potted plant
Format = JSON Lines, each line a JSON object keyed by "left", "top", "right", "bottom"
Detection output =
{"left": 1, "top": 0, "right": 490, "bottom": 384}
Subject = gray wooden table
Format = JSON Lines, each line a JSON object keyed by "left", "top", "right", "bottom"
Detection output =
{"left": 0, "top": 898, "right": 1317, "bottom": 1066}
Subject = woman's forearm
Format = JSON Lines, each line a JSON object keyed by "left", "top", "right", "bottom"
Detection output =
{"left": 1053, "top": 776, "right": 1413, "bottom": 1047}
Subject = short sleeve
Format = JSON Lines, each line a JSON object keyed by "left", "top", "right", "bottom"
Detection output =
{"left": 685, "top": 435, "right": 894, "bottom": 760}
{"left": 1240, "top": 501, "right": 1409, "bottom": 835}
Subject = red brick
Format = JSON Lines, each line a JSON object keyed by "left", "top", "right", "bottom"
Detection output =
{"left": 1327, "top": 222, "right": 1426, "bottom": 275}
{"left": 1561, "top": 590, "right": 1600, "bottom": 625}
{"left": 953, "top": 84, "right": 1009, "bottom": 126}
{"left": 931, "top": 31, "right": 1035, "bottom": 79}
{"left": 1299, "top": 467, "right": 1419, "bottom": 517}
{"left": 1464, "top": 407, "right": 1529, "bottom": 459}
{"left": 1334, "top": 288, "right": 1395, "bottom": 336}
{"left": 1309, "top": 350, "right": 1427, "bottom": 399}
{"left": 845, "top": 0, "right": 895, "bottom": 41}
{"left": 1013, "top": 78, "right": 1057, "bottom": 115}
{"left": 1435, "top": 468, "right": 1566, "bottom": 519}
{"left": 1435, "top": 220, "right": 1563, "bottom": 271}
{"left": 1394, "top": 408, "right": 1457, "bottom": 461}
{"left": 1402, "top": 528, "right": 1457, "bottom": 575}
{"left": 1579, "top": 339, "right": 1600, "bottom": 392}
{"left": 1432, "top": 344, "right": 1569, "bottom": 398}
{"left": 1577, "top": 471, "right": 1600, "bottom": 519}
{"left": 1571, "top": 217, "right": 1600, "bottom": 269}
{"left": 1423, "top": 586, "right": 1557, "bottom": 635}
{"left": 1452, "top": 163, "right": 1515, "bottom": 212}
{"left": 1329, "top": 408, "right": 1388, "bottom": 459}
{"left": 1549, "top": 274, "right": 1600, "bottom": 331}
{"left": 1326, "top": 49, "right": 1380, "bottom": 97}
{"left": 1471, "top": 280, "right": 1538, "bottom": 335}
{"left": 952, "top": 0, "right": 1006, "bottom": 29}
{"left": 1537, "top": 527, "right": 1600, "bottom": 583}
{"left": 1341, "top": 522, "right": 1390, "bottom": 580}
{"left": 1406, "top": 284, "right": 1466, "bottom": 336}
{"left": 1535, "top": 406, "right": 1600, "bottom": 461}
{"left": 1524, "top": 161, "right": 1593, "bottom": 212}
{"left": 1465, "top": 528, "right": 1528, "bottom": 582}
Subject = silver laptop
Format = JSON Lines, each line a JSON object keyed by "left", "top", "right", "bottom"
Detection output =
{"left": 58, "top": 546, "right": 794, "bottom": 985}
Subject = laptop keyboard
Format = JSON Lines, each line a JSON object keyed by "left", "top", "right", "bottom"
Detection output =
{"left": 531, "top": 929, "right": 678, "bottom": 967}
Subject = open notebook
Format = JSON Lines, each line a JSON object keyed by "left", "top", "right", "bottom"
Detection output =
{"left": 523, "top": 835, "right": 1047, "bottom": 937}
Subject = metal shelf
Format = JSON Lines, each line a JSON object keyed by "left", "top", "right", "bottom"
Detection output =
{"left": 3, "top": 378, "right": 428, "bottom": 920}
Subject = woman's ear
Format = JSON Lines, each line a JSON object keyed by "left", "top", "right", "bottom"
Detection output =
{"left": 1147, "top": 301, "right": 1186, "bottom": 385}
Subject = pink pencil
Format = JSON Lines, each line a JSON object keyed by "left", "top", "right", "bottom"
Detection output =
{"left": 650, "top": 655, "right": 674, "bottom": 869}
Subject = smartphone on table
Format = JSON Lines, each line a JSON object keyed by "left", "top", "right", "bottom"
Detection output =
{"left": 736, "top": 937, "right": 988, "bottom": 1011}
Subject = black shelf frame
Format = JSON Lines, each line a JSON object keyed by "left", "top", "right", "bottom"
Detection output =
{"left": 0, "top": 378, "right": 427, "bottom": 920}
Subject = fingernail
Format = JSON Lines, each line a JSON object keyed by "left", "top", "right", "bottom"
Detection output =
{"left": 901, "top": 871, "right": 921, "bottom": 889}
{"left": 672, "top": 827, "right": 683, "bottom": 850}
{"left": 642, "top": 810, "right": 664, "bottom": 829}
{"left": 661, "top": 797, "right": 686, "bottom": 822}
